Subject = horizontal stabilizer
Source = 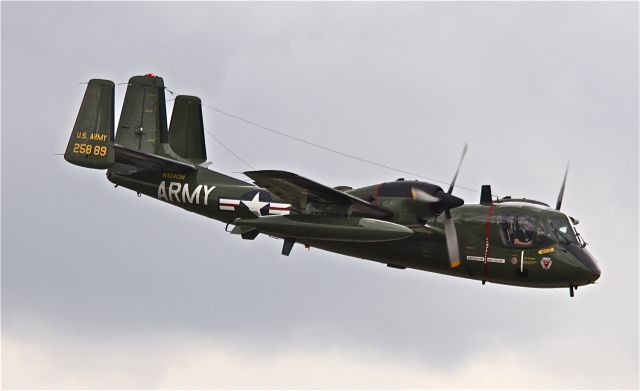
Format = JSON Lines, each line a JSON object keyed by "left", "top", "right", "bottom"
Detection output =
{"left": 113, "top": 144, "right": 197, "bottom": 172}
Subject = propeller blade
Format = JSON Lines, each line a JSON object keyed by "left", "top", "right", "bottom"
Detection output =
{"left": 447, "top": 143, "right": 468, "bottom": 194}
{"left": 444, "top": 211, "right": 461, "bottom": 268}
{"left": 556, "top": 162, "right": 570, "bottom": 210}
{"left": 411, "top": 187, "right": 440, "bottom": 203}
{"left": 441, "top": 144, "right": 467, "bottom": 267}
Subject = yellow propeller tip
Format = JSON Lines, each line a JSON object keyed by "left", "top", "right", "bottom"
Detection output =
{"left": 451, "top": 260, "right": 461, "bottom": 268}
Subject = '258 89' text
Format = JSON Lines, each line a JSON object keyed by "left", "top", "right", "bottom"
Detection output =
{"left": 72, "top": 143, "right": 108, "bottom": 156}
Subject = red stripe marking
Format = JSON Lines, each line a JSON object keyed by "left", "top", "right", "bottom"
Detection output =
{"left": 270, "top": 207, "right": 289, "bottom": 211}
{"left": 219, "top": 203, "right": 237, "bottom": 207}
{"left": 483, "top": 204, "right": 496, "bottom": 278}
{"left": 373, "top": 184, "right": 381, "bottom": 205}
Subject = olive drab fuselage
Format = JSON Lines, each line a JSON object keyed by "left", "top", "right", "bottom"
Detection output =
{"left": 66, "top": 74, "right": 601, "bottom": 297}
{"left": 107, "top": 165, "right": 600, "bottom": 290}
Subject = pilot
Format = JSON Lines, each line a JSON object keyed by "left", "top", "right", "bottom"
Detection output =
{"left": 536, "top": 223, "right": 552, "bottom": 246}
{"left": 513, "top": 218, "right": 534, "bottom": 247}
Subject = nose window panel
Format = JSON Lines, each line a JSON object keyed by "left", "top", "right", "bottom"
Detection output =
{"left": 548, "top": 214, "right": 580, "bottom": 245}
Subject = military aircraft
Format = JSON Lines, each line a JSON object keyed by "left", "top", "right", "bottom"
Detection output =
{"left": 65, "top": 74, "right": 600, "bottom": 297}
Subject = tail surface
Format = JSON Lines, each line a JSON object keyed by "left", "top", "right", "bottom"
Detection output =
{"left": 169, "top": 95, "right": 207, "bottom": 164}
{"left": 64, "top": 79, "right": 115, "bottom": 169}
{"left": 114, "top": 75, "right": 171, "bottom": 157}
{"left": 67, "top": 74, "right": 209, "bottom": 170}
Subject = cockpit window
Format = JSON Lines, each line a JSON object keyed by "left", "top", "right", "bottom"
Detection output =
{"left": 497, "top": 214, "right": 554, "bottom": 248}
{"left": 548, "top": 214, "right": 581, "bottom": 245}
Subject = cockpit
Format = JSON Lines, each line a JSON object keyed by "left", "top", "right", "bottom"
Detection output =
{"left": 498, "top": 215, "right": 551, "bottom": 248}
{"left": 497, "top": 211, "right": 585, "bottom": 248}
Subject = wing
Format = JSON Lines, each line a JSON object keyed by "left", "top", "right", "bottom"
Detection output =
{"left": 244, "top": 170, "right": 392, "bottom": 219}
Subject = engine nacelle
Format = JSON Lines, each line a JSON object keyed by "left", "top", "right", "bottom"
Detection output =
{"left": 348, "top": 179, "right": 464, "bottom": 225}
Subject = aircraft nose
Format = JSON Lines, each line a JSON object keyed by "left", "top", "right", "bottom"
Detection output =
{"left": 580, "top": 251, "right": 601, "bottom": 283}
{"left": 587, "top": 260, "right": 601, "bottom": 283}
{"left": 576, "top": 250, "right": 601, "bottom": 283}
{"left": 561, "top": 244, "right": 601, "bottom": 284}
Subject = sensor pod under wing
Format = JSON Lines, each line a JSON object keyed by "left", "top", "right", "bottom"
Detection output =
{"left": 233, "top": 215, "right": 414, "bottom": 242}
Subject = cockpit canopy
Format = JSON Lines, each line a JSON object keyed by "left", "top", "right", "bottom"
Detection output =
{"left": 548, "top": 213, "right": 584, "bottom": 246}
{"left": 496, "top": 210, "right": 584, "bottom": 248}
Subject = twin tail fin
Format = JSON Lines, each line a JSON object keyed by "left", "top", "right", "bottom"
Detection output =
{"left": 64, "top": 79, "right": 115, "bottom": 169}
{"left": 65, "top": 74, "right": 209, "bottom": 170}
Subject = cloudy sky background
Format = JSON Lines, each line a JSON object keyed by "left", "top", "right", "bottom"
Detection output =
{"left": 2, "top": 2, "right": 638, "bottom": 388}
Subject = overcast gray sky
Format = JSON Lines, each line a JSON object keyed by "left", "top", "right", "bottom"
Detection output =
{"left": 2, "top": 1, "right": 638, "bottom": 388}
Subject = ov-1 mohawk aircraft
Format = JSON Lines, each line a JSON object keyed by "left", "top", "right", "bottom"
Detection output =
{"left": 65, "top": 74, "right": 600, "bottom": 297}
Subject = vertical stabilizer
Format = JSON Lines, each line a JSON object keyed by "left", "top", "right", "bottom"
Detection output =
{"left": 169, "top": 95, "right": 207, "bottom": 164}
{"left": 64, "top": 79, "right": 115, "bottom": 169}
{"left": 114, "top": 75, "right": 170, "bottom": 156}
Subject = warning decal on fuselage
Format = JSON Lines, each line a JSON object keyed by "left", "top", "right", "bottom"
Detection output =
{"left": 467, "top": 256, "right": 505, "bottom": 264}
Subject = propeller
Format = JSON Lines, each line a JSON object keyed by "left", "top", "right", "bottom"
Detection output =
{"left": 444, "top": 211, "right": 460, "bottom": 268}
{"left": 447, "top": 143, "right": 468, "bottom": 194}
{"left": 556, "top": 162, "right": 570, "bottom": 210}
{"left": 407, "top": 144, "right": 466, "bottom": 268}
{"left": 444, "top": 143, "right": 468, "bottom": 268}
